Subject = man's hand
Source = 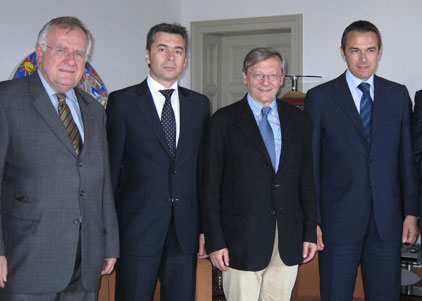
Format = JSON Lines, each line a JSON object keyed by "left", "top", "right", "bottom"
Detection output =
{"left": 302, "top": 242, "right": 317, "bottom": 263}
{"left": 101, "top": 258, "right": 117, "bottom": 275}
{"left": 210, "top": 248, "right": 229, "bottom": 271}
{"left": 402, "top": 215, "right": 419, "bottom": 244}
{"left": 316, "top": 225, "right": 324, "bottom": 251}
{"left": 0, "top": 256, "right": 7, "bottom": 288}
{"left": 197, "top": 233, "right": 208, "bottom": 259}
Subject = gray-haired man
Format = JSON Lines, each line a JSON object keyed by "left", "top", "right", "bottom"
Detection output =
{"left": 0, "top": 16, "right": 119, "bottom": 300}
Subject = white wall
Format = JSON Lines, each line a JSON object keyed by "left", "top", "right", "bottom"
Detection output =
{"left": 180, "top": 0, "right": 422, "bottom": 98}
{"left": 2, "top": 0, "right": 422, "bottom": 98}
{"left": 0, "top": 0, "right": 181, "bottom": 92}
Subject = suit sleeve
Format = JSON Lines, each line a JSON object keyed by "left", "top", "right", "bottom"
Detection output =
{"left": 197, "top": 97, "right": 210, "bottom": 234}
{"left": 413, "top": 91, "right": 422, "bottom": 171}
{"left": 100, "top": 108, "right": 120, "bottom": 258}
{"left": 106, "top": 93, "right": 126, "bottom": 198}
{"left": 201, "top": 114, "right": 227, "bottom": 253}
{"left": 304, "top": 89, "right": 322, "bottom": 226}
{"left": 400, "top": 87, "right": 419, "bottom": 217}
{"left": 300, "top": 111, "right": 317, "bottom": 243}
{"left": 0, "top": 99, "right": 9, "bottom": 255}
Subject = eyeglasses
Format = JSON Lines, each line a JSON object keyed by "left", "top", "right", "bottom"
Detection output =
{"left": 248, "top": 73, "right": 282, "bottom": 81}
{"left": 41, "top": 44, "right": 88, "bottom": 61}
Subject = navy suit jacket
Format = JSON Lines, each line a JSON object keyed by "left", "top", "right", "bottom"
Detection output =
{"left": 106, "top": 79, "right": 209, "bottom": 256}
{"left": 305, "top": 72, "right": 419, "bottom": 244}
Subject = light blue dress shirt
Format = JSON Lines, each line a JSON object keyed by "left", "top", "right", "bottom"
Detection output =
{"left": 247, "top": 94, "right": 282, "bottom": 172}
{"left": 38, "top": 71, "right": 85, "bottom": 142}
{"left": 345, "top": 69, "right": 375, "bottom": 113}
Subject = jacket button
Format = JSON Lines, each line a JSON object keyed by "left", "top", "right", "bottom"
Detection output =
{"left": 273, "top": 184, "right": 280, "bottom": 189}
{"left": 78, "top": 162, "right": 83, "bottom": 167}
{"left": 270, "top": 209, "right": 276, "bottom": 215}
{"left": 79, "top": 190, "right": 85, "bottom": 196}
{"left": 73, "top": 218, "right": 81, "bottom": 224}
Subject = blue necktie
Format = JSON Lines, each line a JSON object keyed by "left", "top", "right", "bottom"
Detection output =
{"left": 159, "top": 89, "right": 176, "bottom": 158}
{"left": 259, "top": 106, "right": 276, "bottom": 170}
{"left": 358, "top": 82, "right": 373, "bottom": 144}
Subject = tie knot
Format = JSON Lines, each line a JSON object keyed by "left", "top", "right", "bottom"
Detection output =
{"left": 358, "top": 82, "right": 371, "bottom": 95}
{"left": 261, "top": 106, "right": 272, "bottom": 117}
{"left": 55, "top": 92, "right": 66, "bottom": 103}
{"left": 159, "top": 89, "right": 175, "bottom": 101}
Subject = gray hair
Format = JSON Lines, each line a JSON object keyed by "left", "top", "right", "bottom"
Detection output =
{"left": 242, "top": 47, "right": 286, "bottom": 76}
{"left": 37, "top": 16, "right": 92, "bottom": 60}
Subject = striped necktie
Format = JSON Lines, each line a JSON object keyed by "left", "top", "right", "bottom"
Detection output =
{"left": 358, "top": 83, "right": 373, "bottom": 144}
{"left": 56, "top": 92, "right": 82, "bottom": 155}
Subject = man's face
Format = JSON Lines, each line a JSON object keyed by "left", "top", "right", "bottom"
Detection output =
{"left": 242, "top": 56, "right": 284, "bottom": 106}
{"left": 36, "top": 25, "right": 88, "bottom": 92}
{"left": 340, "top": 31, "right": 381, "bottom": 81}
{"left": 145, "top": 32, "right": 187, "bottom": 88}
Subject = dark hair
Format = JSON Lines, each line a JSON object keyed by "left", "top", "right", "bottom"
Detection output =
{"left": 341, "top": 20, "right": 382, "bottom": 51}
{"left": 37, "top": 16, "right": 92, "bottom": 58}
{"left": 242, "top": 47, "right": 286, "bottom": 75}
{"left": 146, "top": 23, "right": 188, "bottom": 52}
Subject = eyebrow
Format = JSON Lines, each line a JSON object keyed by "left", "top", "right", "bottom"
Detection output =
{"left": 156, "top": 43, "right": 185, "bottom": 50}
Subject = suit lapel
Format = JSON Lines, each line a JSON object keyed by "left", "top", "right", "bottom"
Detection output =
{"left": 236, "top": 97, "right": 273, "bottom": 168}
{"left": 175, "top": 87, "right": 192, "bottom": 161}
{"left": 75, "top": 89, "right": 94, "bottom": 159}
{"left": 332, "top": 73, "right": 368, "bottom": 147}
{"left": 276, "top": 101, "right": 292, "bottom": 174}
{"left": 30, "top": 74, "right": 78, "bottom": 157}
{"left": 134, "top": 81, "right": 172, "bottom": 158}
{"left": 371, "top": 75, "right": 391, "bottom": 139}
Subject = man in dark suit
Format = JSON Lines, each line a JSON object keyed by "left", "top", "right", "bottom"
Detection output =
{"left": 412, "top": 90, "right": 422, "bottom": 235}
{"left": 305, "top": 20, "right": 419, "bottom": 300}
{"left": 202, "top": 47, "right": 317, "bottom": 300}
{"left": 106, "top": 23, "right": 209, "bottom": 300}
{"left": 0, "top": 17, "right": 119, "bottom": 300}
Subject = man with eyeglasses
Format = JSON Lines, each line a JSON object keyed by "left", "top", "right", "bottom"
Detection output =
{"left": 106, "top": 23, "right": 209, "bottom": 300}
{"left": 202, "top": 47, "right": 317, "bottom": 300}
{"left": 0, "top": 16, "right": 119, "bottom": 300}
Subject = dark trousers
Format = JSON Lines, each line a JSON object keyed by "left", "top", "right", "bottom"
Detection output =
{"left": 0, "top": 232, "right": 97, "bottom": 301}
{"left": 115, "top": 214, "right": 197, "bottom": 301}
{"left": 319, "top": 207, "right": 401, "bottom": 301}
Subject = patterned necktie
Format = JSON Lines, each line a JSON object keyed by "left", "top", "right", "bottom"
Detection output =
{"left": 358, "top": 82, "right": 373, "bottom": 144}
{"left": 259, "top": 106, "right": 276, "bottom": 170}
{"left": 56, "top": 93, "right": 82, "bottom": 155}
{"left": 159, "top": 89, "right": 176, "bottom": 158}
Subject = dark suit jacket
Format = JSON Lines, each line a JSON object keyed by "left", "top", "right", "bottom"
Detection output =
{"left": 412, "top": 89, "right": 422, "bottom": 229}
{"left": 106, "top": 79, "right": 209, "bottom": 256}
{"left": 202, "top": 96, "right": 317, "bottom": 271}
{"left": 0, "top": 73, "right": 119, "bottom": 293}
{"left": 305, "top": 72, "right": 419, "bottom": 244}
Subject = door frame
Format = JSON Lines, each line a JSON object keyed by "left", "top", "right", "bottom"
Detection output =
{"left": 190, "top": 14, "right": 303, "bottom": 93}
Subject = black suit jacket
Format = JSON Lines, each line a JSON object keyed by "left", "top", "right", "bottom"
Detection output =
{"left": 202, "top": 96, "right": 316, "bottom": 270}
{"left": 413, "top": 89, "right": 422, "bottom": 230}
{"left": 106, "top": 79, "right": 209, "bottom": 256}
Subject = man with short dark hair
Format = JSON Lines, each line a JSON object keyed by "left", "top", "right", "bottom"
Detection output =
{"left": 0, "top": 16, "right": 119, "bottom": 300}
{"left": 202, "top": 47, "right": 317, "bottom": 301}
{"left": 106, "top": 23, "right": 209, "bottom": 300}
{"left": 305, "top": 20, "right": 419, "bottom": 300}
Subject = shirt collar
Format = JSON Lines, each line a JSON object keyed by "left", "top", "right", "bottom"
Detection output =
{"left": 247, "top": 93, "right": 277, "bottom": 116}
{"left": 147, "top": 74, "right": 178, "bottom": 92}
{"left": 345, "top": 69, "right": 374, "bottom": 90}
{"left": 37, "top": 70, "right": 77, "bottom": 103}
